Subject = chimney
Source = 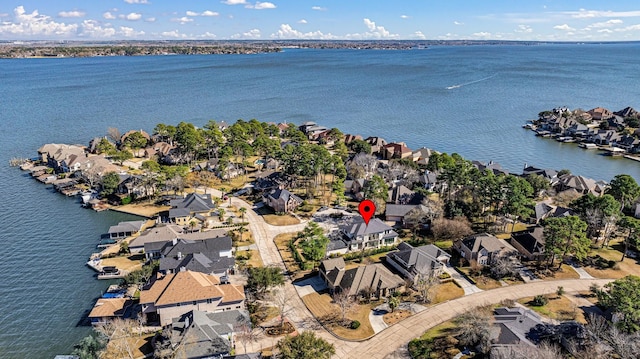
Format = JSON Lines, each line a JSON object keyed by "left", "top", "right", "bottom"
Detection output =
{"left": 177, "top": 252, "right": 182, "bottom": 259}
{"left": 172, "top": 238, "right": 178, "bottom": 246}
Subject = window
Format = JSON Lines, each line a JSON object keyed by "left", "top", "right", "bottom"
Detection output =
{"left": 206, "top": 299, "right": 213, "bottom": 304}
{"left": 193, "top": 301, "right": 197, "bottom": 306}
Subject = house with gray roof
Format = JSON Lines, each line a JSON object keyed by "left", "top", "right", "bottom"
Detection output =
{"left": 341, "top": 218, "right": 399, "bottom": 251}
{"left": 130, "top": 224, "right": 184, "bottom": 255}
{"left": 386, "top": 242, "right": 451, "bottom": 283}
{"left": 387, "top": 185, "right": 415, "bottom": 204}
{"left": 106, "top": 220, "right": 146, "bottom": 240}
{"left": 318, "top": 257, "right": 404, "bottom": 299}
{"left": 510, "top": 227, "right": 545, "bottom": 261}
{"left": 454, "top": 233, "right": 517, "bottom": 266}
{"left": 158, "top": 236, "right": 234, "bottom": 277}
{"left": 169, "top": 193, "right": 217, "bottom": 227}
{"left": 157, "top": 309, "right": 251, "bottom": 359}
{"left": 262, "top": 188, "right": 302, "bottom": 213}
{"left": 490, "top": 307, "right": 544, "bottom": 357}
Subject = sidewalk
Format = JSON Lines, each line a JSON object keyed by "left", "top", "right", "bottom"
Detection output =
{"left": 443, "top": 264, "right": 483, "bottom": 295}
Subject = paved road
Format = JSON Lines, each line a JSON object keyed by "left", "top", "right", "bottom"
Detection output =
{"left": 214, "top": 190, "right": 614, "bottom": 358}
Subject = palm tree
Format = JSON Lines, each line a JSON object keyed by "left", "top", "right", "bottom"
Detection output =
{"left": 218, "top": 208, "right": 226, "bottom": 222}
{"left": 239, "top": 207, "right": 247, "bottom": 222}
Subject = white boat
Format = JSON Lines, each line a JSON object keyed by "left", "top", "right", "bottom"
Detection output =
{"left": 579, "top": 143, "right": 598, "bottom": 149}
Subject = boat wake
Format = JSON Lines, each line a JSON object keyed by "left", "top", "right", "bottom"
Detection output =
{"left": 446, "top": 73, "right": 498, "bottom": 90}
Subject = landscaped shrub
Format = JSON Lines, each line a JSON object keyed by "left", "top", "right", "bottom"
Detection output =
{"left": 408, "top": 338, "right": 432, "bottom": 359}
{"left": 438, "top": 272, "right": 451, "bottom": 280}
{"left": 531, "top": 294, "right": 549, "bottom": 306}
{"left": 350, "top": 320, "right": 361, "bottom": 329}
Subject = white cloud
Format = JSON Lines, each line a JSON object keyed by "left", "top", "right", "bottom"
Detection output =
{"left": 145, "top": 17, "right": 156, "bottom": 22}
{"left": 311, "top": 6, "right": 326, "bottom": 11}
{"left": 598, "top": 28, "right": 613, "bottom": 33}
{"left": 297, "top": 19, "right": 307, "bottom": 24}
{"left": 0, "top": 6, "right": 78, "bottom": 38}
{"left": 588, "top": 19, "right": 623, "bottom": 28}
{"left": 566, "top": 9, "right": 640, "bottom": 19}
{"left": 232, "top": 28, "right": 261, "bottom": 39}
{"left": 413, "top": 31, "right": 426, "bottom": 39}
{"left": 80, "top": 20, "right": 115, "bottom": 38}
{"left": 554, "top": 24, "right": 575, "bottom": 31}
{"left": 186, "top": 11, "right": 199, "bottom": 16}
{"left": 0, "top": 13, "right": 9, "bottom": 17}
{"left": 246, "top": 2, "right": 276, "bottom": 9}
{"left": 362, "top": 18, "right": 397, "bottom": 38}
{"left": 119, "top": 26, "right": 144, "bottom": 37}
{"left": 400, "top": 15, "right": 409, "bottom": 19}
{"left": 615, "top": 24, "right": 640, "bottom": 32}
{"left": 124, "top": 0, "right": 150, "bottom": 4}
{"left": 472, "top": 31, "right": 492, "bottom": 38}
{"left": 515, "top": 24, "right": 532, "bottom": 33}
{"left": 172, "top": 17, "right": 193, "bottom": 24}
{"left": 199, "top": 31, "right": 217, "bottom": 38}
{"left": 119, "top": 13, "right": 142, "bottom": 21}
{"left": 202, "top": 11, "right": 219, "bottom": 17}
{"left": 161, "top": 30, "right": 185, "bottom": 38}
{"left": 270, "top": 23, "right": 335, "bottom": 39}
{"left": 454, "top": 21, "right": 464, "bottom": 25}
{"left": 58, "top": 11, "right": 85, "bottom": 18}
{"left": 103, "top": 12, "right": 117, "bottom": 20}
{"left": 222, "top": 0, "right": 247, "bottom": 4}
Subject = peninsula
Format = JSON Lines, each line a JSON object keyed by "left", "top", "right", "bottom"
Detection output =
{"left": 19, "top": 119, "right": 640, "bottom": 359}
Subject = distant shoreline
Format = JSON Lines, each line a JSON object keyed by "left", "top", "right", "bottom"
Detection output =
{"left": 3, "top": 39, "right": 638, "bottom": 59}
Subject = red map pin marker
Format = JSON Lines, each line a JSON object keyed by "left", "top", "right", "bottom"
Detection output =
{"left": 358, "top": 199, "right": 376, "bottom": 225}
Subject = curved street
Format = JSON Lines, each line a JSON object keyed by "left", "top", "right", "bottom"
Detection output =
{"left": 219, "top": 191, "right": 614, "bottom": 358}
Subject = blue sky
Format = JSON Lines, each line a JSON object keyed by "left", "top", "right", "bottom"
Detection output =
{"left": 2, "top": 1, "right": 640, "bottom": 41}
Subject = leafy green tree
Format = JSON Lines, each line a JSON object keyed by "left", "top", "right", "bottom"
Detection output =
{"left": 141, "top": 159, "right": 161, "bottom": 173}
{"left": 95, "top": 137, "right": 116, "bottom": 155}
{"left": 388, "top": 295, "right": 400, "bottom": 313}
{"left": 276, "top": 331, "right": 335, "bottom": 359}
{"left": 597, "top": 275, "right": 640, "bottom": 332}
{"left": 571, "top": 193, "right": 620, "bottom": 243}
{"left": 525, "top": 173, "right": 550, "bottom": 197}
{"left": 100, "top": 171, "right": 120, "bottom": 197}
{"left": 71, "top": 332, "right": 106, "bottom": 359}
{"left": 502, "top": 175, "right": 534, "bottom": 231}
{"left": 202, "top": 120, "right": 224, "bottom": 159}
{"left": 175, "top": 121, "right": 202, "bottom": 163}
{"left": 348, "top": 139, "right": 371, "bottom": 154}
{"left": 296, "top": 222, "right": 329, "bottom": 264}
{"left": 122, "top": 131, "right": 148, "bottom": 155}
{"left": 246, "top": 266, "right": 284, "bottom": 298}
{"left": 282, "top": 126, "right": 308, "bottom": 143}
{"left": 618, "top": 216, "right": 640, "bottom": 261}
{"left": 363, "top": 175, "right": 388, "bottom": 215}
{"left": 111, "top": 149, "right": 133, "bottom": 165}
{"left": 606, "top": 174, "right": 640, "bottom": 212}
{"left": 239, "top": 207, "right": 247, "bottom": 221}
{"left": 332, "top": 141, "right": 349, "bottom": 161}
{"left": 543, "top": 216, "right": 589, "bottom": 269}
{"left": 153, "top": 123, "right": 177, "bottom": 145}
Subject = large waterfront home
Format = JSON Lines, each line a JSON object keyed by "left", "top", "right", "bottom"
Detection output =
{"left": 156, "top": 236, "right": 235, "bottom": 277}
{"left": 168, "top": 192, "right": 216, "bottom": 226}
{"left": 140, "top": 270, "right": 245, "bottom": 326}
{"left": 106, "top": 220, "right": 146, "bottom": 240}
{"left": 129, "top": 224, "right": 183, "bottom": 254}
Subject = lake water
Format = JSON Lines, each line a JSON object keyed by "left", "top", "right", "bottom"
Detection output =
{"left": 2, "top": 43, "right": 640, "bottom": 357}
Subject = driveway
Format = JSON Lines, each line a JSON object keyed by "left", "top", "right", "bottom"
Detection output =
{"left": 443, "top": 264, "right": 483, "bottom": 295}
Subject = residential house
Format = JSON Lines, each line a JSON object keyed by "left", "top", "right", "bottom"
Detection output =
{"left": 411, "top": 147, "right": 435, "bottom": 166}
{"left": 169, "top": 193, "right": 217, "bottom": 226}
{"left": 344, "top": 178, "right": 366, "bottom": 199}
{"left": 129, "top": 224, "right": 184, "bottom": 254}
{"left": 531, "top": 202, "right": 554, "bottom": 224}
{"left": 381, "top": 142, "right": 412, "bottom": 160}
{"left": 386, "top": 242, "right": 451, "bottom": 283}
{"left": 106, "top": 220, "right": 146, "bottom": 240}
{"left": 554, "top": 174, "right": 605, "bottom": 196}
{"left": 157, "top": 236, "right": 235, "bottom": 277}
{"left": 87, "top": 298, "right": 132, "bottom": 325}
{"left": 387, "top": 185, "right": 415, "bottom": 204}
{"left": 419, "top": 170, "right": 439, "bottom": 191}
{"left": 140, "top": 270, "right": 245, "bottom": 326}
{"left": 318, "top": 257, "right": 404, "bottom": 299}
{"left": 253, "top": 170, "right": 285, "bottom": 193}
{"left": 341, "top": 218, "right": 399, "bottom": 251}
{"left": 365, "top": 136, "right": 387, "bottom": 154}
{"left": 385, "top": 204, "right": 420, "bottom": 223}
{"left": 587, "top": 107, "right": 613, "bottom": 121}
{"left": 614, "top": 106, "right": 639, "bottom": 118}
{"left": 276, "top": 122, "right": 289, "bottom": 135}
{"left": 159, "top": 310, "right": 251, "bottom": 359}
{"left": 472, "top": 160, "right": 509, "bottom": 176}
{"left": 510, "top": 227, "right": 545, "bottom": 261}
{"left": 522, "top": 165, "right": 558, "bottom": 183}
{"left": 590, "top": 130, "right": 622, "bottom": 146}
{"left": 144, "top": 141, "right": 175, "bottom": 160}
{"left": 262, "top": 188, "right": 302, "bottom": 213}
{"left": 343, "top": 134, "right": 363, "bottom": 145}
{"left": 454, "top": 233, "right": 518, "bottom": 266}
{"left": 38, "top": 144, "right": 89, "bottom": 173}
{"left": 490, "top": 307, "right": 544, "bottom": 358}
{"left": 117, "top": 175, "right": 153, "bottom": 198}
